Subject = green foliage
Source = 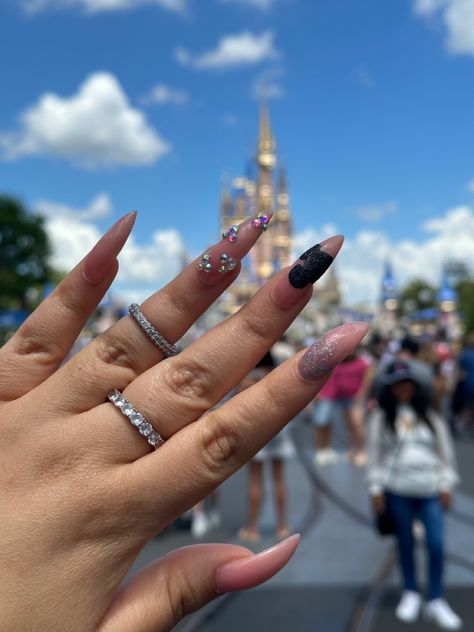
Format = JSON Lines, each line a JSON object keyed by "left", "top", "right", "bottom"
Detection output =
{"left": 0, "top": 195, "right": 52, "bottom": 310}
{"left": 456, "top": 278, "right": 474, "bottom": 334}
{"left": 399, "top": 278, "right": 437, "bottom": 314}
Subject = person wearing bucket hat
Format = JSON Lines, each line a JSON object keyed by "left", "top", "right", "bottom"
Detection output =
{"left": 367, "top": 360, "right": 462, "bottom": 629}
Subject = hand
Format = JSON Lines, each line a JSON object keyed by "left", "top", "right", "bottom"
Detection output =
{"left": 0, "top": 212, "right": 366, "bottom": 631}
{"left": 440, "top": 491, "right": 452, "bottom": 511}
{"left": 372, "top": 494, "right": 386, "bottom": 515}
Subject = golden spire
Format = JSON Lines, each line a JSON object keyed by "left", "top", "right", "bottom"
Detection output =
{"left": 257, "top": 102, "right": 276, "bottom": 168}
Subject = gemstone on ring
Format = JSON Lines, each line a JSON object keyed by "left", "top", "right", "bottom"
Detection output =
{"left": 107, "top": 390, "right": 165, "bottom": 448}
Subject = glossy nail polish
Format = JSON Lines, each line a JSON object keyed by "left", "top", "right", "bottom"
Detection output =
{"left": 298, "top": 322, "right": 369, "bottom": 382}
{"left": 216, "top": 534, "right": 300, "bottom": 593}
{"left": 271, "top": 235, "right": 343, "bottom": 309}
{"left": 197, "top": 211, "right": 273, "bottom": 286}
{"left": 82, "top": 211, "right": 136, "bottom": 285}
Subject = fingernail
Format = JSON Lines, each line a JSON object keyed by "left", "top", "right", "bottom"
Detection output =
{"left": 298, "top": 322, "right": 369, "bottom": 382}
{"left": 197, "top": 211, "right": 273, "bottom": 286}
{"left": 216, "top": 533, "right": 300, "bottom": 593}
{"left": 82, "top": 211, "right": 137, "bottom": 285}
{"left": 271, "top": 235, "right": 343, "bottom": 309}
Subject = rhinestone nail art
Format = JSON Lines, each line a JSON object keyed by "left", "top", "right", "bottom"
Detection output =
{"left": 252, "top": 211, "right": 271, "bottom": 231}
{"left": 217, "top": 253, "right": 237, "bottom": 273}
{"left": 197, "top": 252, "right": 213, "bottom": 272}
{"left": 222, "top": 225, "right": 239, "bottom": 243}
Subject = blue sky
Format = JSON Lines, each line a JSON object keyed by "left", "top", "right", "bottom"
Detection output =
{"left": 1, "top": 0, "right": 474, "bottom": 305}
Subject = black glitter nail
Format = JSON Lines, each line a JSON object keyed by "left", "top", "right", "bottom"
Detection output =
{"left": 288, "top": 244, "right": 334, "bottom": 289}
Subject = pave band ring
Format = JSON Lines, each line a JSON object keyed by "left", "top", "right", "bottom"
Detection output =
{"left": 128, "top": 303, "right": 178, "bottom": 357}
{"left": 107, "top": 389, "right": 165, "bottom": 448}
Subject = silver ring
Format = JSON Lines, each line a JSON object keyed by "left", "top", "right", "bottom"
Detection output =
{"left": 128, "top": 303, "right": 178, "bottom": 357}
{"left": 107, "top": 389, "right": 165, "bottom": 448}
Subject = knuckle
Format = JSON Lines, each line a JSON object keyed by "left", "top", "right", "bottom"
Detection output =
{"left": 238, "top": 304, "right": 273, "bottom": 345}
{"left": 92, "top": 332, "right": 138, "bottom": 377}
{"left": 199, "top": 414, "right": 240, "bottom": 479}
{"left": 13, "top": 323, "right": 63, "bottom": 367}
{"left": 165, "top": 568, "right": 203, "bottom": 626}
{"left": 162, "top": 360, "right": 214, "bottom": 407}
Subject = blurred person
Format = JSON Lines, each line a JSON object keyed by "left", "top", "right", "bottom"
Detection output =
{"left": 457, "top": 332, "right": 474, "bottom": 435}
{"left": 238, "top": 351, "right": 294, "bottom": 542}
{"left": 312, "top": 347, "right": 371, "bottom": 466}
{"left": 368, "top": 360, "right": 461, "bottom": 629}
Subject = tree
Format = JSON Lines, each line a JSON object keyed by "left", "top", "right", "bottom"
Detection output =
{"left": 0, "top": 196, "right": 52, "bottom": 310}
{"left": 456, "top": 278, "right": 474, "bottom": 334}
{"left": 399, "top": 278, "right": 437, "bottom": 314}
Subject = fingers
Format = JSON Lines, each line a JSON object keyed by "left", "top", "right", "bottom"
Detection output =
{"left": 37, "top": 213, "right": 270, "bottom": 416}
{"left": 91, "top": 235, "right": 343, "bottom": 462}
{"left": 125, "top": 322, "right": 368, "bottom": 528}
{"left": 98, "top": 536, "right": 300, "bottom": 632}
{"left": 0, "top": 212, "right": 136, "bottom": 401}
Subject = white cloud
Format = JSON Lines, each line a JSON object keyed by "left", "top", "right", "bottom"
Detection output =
{"left": 252, "top": 67, "right": 285, "bottom": 100}
{"left": 40, "top": 200, "right": 185, "bottom": 295}
{"left": 294, "top": 205, "right": 474, "bottom": 306}
{"left": 175, "top": 30, "right": 280, "bottom": 70}
{"left": 219, "top": 0, "right": 278, "bottom": 9}
{"left": 36, "top": 192, "right": 114, "bottom": 221}
{"left": 355, "top": 201, "right": 397, "bottom": 223}
{"left": 414, "top": 0, "right": 474, "bottom": 56}
{"left": 0, "top": 72, "right": 170, "bottom": 168}
{"left": 142, "top": 83, "right": 188, "bottom": 106}
{"left": 22, "top": 0, "right": 187, "bottom": 15}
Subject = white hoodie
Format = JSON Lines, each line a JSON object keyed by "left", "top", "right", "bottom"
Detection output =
{"left": 367, "top": 404, "right": 459, "bottom": 497}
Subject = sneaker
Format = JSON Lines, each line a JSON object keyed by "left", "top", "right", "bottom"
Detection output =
{"left": 208, "top": 509, "right": 221, "bottom": 530}
{"left": 396, "top": 591, "right": 422, "bottom": 623}
{"left": 424, "top": 599, "right": 463, "bottom": 630}
{"left": 314, "top": 448, "right": 338, "bottom": 466}
{"left": 191, "top": 511, "right": 209, "bottom": 538}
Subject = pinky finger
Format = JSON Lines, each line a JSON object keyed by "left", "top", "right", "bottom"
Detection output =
{"left": 0, "top": 212, "right": 136, "bottom": 400}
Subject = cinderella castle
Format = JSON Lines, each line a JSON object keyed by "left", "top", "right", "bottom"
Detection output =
{"left": 218, "top": 105, "right": 341, "bottom": 330}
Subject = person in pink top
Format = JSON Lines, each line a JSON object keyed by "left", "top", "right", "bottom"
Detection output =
{"left": 312, "top": 348, "right": 371, "bottom": 466}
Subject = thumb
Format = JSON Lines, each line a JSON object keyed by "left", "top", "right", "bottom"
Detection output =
{"left": 99, "top": 534, "right": 300, "bottom": 632}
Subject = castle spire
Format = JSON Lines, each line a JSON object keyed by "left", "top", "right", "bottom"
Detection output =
{"left": 257, "top": 102, "right": 276, "bottom": 169}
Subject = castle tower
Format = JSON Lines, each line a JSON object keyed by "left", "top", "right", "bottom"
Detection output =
{"left": 219, "top": 104, "right": 293, "bottom": 313}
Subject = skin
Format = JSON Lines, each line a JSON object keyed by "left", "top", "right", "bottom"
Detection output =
{"left": 371, "top": 379, "right": 452, "bottom": 515}
{"left": 0, "top": 214, "right": 367, "bottom": 631}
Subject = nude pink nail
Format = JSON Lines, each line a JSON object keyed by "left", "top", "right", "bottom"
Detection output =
{"left": 197, "top": 211, "right": 273, "bottom": 286}
{"left": 271, "top": 235, "right": 344, "bottom": 310}
{"left": 216, "top": 533, "right": 300, "bottom": 593}
{"left": 82, "top": 211, "right": 136, "bottom": 285}
{"left": 298, "top": 322, "right": 369, "bottom": 382}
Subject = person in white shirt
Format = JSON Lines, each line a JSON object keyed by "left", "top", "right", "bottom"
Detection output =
{"left": 368, "top": 360, "right": 462, "bottom": 630}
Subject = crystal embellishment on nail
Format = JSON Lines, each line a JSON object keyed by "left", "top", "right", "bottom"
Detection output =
{"left": 252, "top": 211, "right": 271, "bottom": 231}
{"left": 222, "top": 225, "right": 239, "bottom": 242}
{"left": 197, "top": 252, "right": 212, "bottom": 272}
{"left": 217, "top": 253, "right": 237, "bottom": 274}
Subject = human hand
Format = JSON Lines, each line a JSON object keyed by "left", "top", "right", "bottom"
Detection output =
{"left": 0, "top": 211, "right": 367, "bottom": 631}
{"left": 372, "top": 495, "right": 386, "bottom": 515}
{"left": 440, "top": 491, "right": 452, "bottom": 511}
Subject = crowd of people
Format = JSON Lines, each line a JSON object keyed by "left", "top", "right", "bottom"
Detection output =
{"left": 185, "top": 331, "right": 472, "bottom": 630}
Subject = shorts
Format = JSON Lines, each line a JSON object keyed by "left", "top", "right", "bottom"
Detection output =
{"left": 312, "top": 398, "right": 354, "bottom": 427}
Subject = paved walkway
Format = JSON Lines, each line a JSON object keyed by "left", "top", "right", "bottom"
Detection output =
{"left": 129, "top": 418, "right": 474, "bottom": 631}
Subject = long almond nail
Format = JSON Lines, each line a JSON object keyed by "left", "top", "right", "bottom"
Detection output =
{"left": 197, "top": 211, "right": 273, "bottom": 286}
{"left": 216, "top": 534, "right": 300, "bottom": 594}
{"left": 298, "top": 322, "right": 369, "bottom": 382}
{"left": 82, "top": 211, "right": 136, "bottom": 285}
{"left": 271, "top": 235, "right": 343, "bottom": 309}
